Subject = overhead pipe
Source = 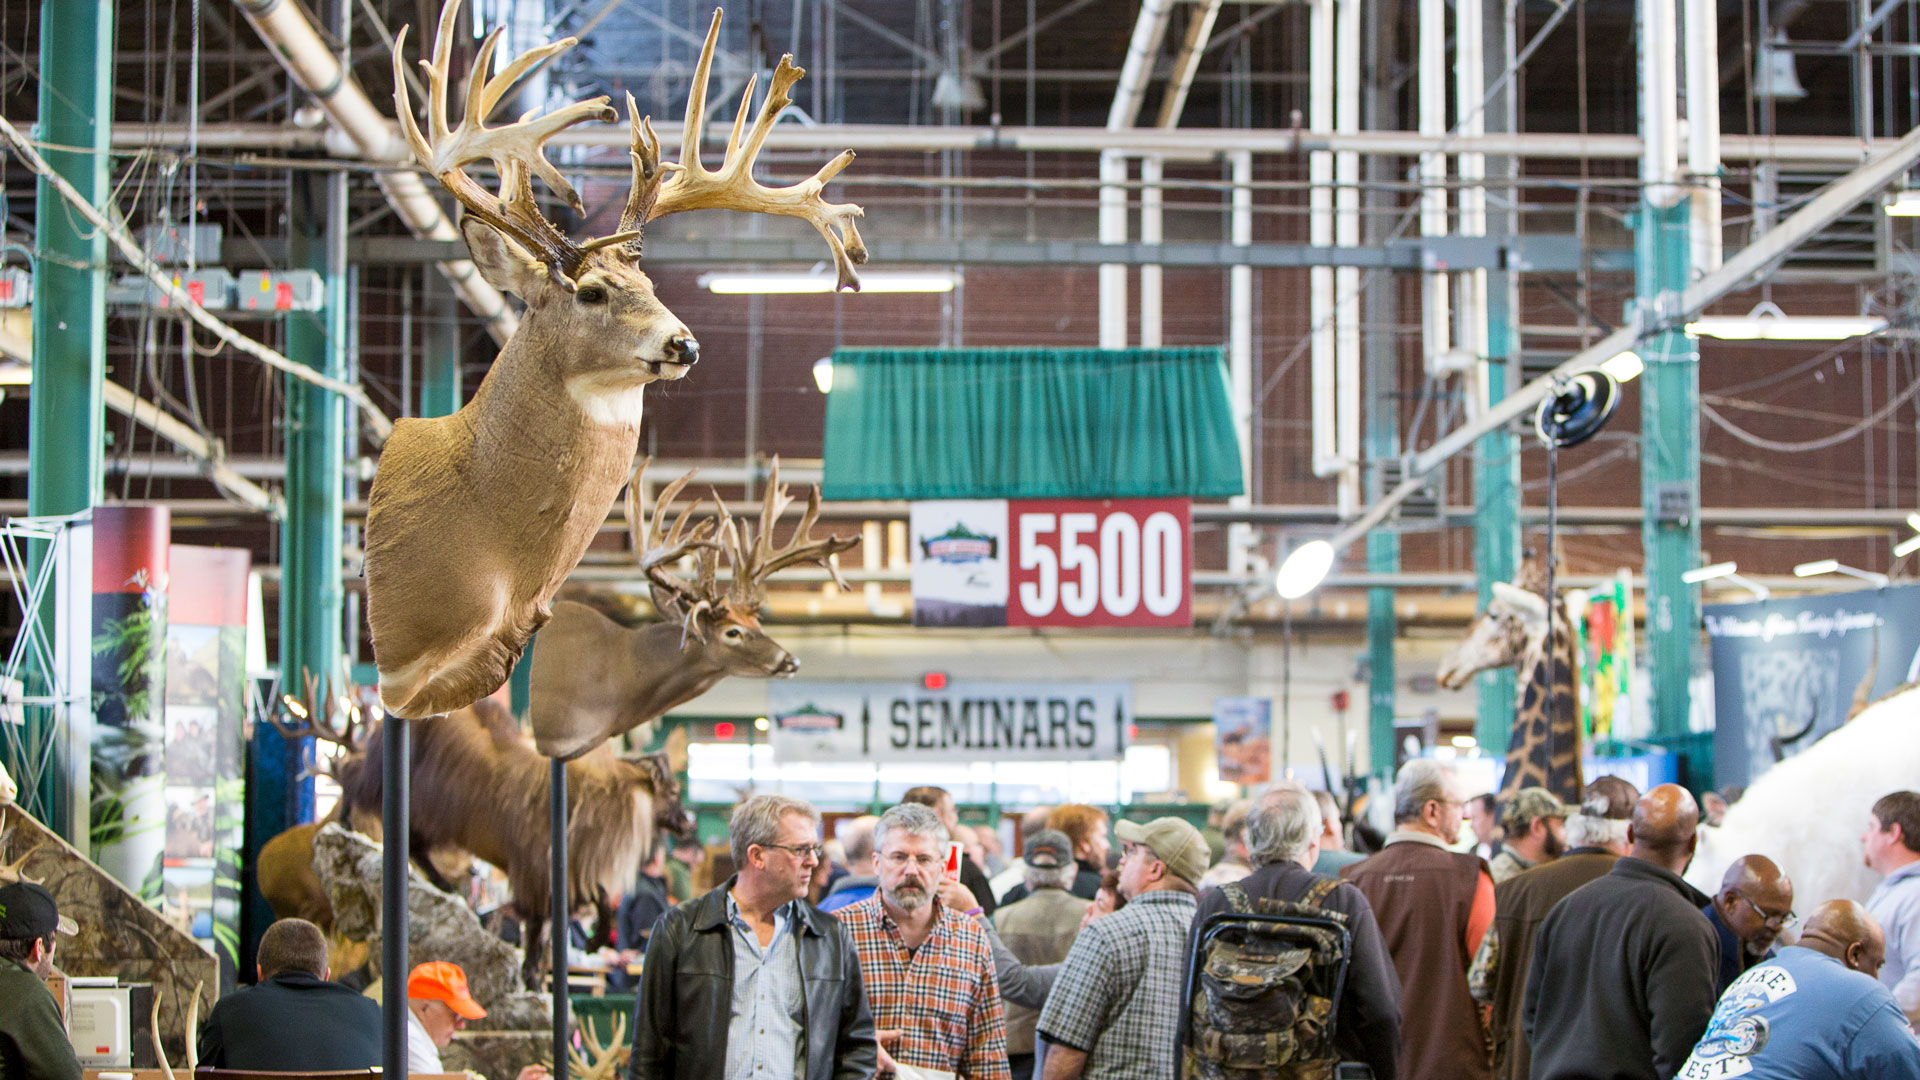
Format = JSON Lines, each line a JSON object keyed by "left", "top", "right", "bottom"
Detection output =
{"left": 1098, "top": 0, "right": 1179, "bottom": 348}
{"left": 230, "top": 0, "right": 518, "bottom": 344}
{"left": 1139, "top": 0, "right": 1227, "bottom": 349}
{"left": 1309, "top": 0, "right": 1339, "bottom": 487}
{"left": 118, "top": 120, "right": 1908, "bottom": 163}
{"left": 1684, "top": 0, "right": 1722, "bottom": 274}
{"left": 1229, "top": 150, "right": 1253, "bottom": 574}
{"left": 1333, "top": 0, "right": 1361, "bottom": 515}
{"left": 1419, "top": 0, "right": 1452, "bottom": 379}
{"left": 1456, "top": 0, "right": 1489, "bottom": 419}
{"left": 1640, "top": 0, "right": 1684, "bottom": 205}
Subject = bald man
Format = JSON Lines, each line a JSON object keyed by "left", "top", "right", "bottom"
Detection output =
{"left": 1703, "top": 855, "right": 1794, "bottom": 995}
{"left": 1524, "top": 784, "right": 1720, "bottom": 1080}
{"left": 1680, "top": 901, "right": 1920, "bottom": 1079}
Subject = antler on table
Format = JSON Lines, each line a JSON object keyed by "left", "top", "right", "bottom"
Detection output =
{"left": 392, "top": 0, "right": 633, "bottom": 286}
{"left": 642, "top": 9, "right": 869, "bottom": 290}
{"left": 569, "top": 1011, "right": 631, "bottom": 1080}
{"left": 723, "top": 457, "right": 859, "bottom": 611}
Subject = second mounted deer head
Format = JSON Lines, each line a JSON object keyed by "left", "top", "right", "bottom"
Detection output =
{"left": 366, "top": 2, "right": 867, "bottom": 720}
{"left": 528, "top": 459, "right": 858, "bottom": 761}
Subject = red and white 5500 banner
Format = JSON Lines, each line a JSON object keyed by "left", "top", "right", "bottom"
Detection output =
{"left": 910, "top": 498, "right": 1192, "bottom": 628}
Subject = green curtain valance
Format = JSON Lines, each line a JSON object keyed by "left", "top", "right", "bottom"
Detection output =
{"left": 822, "top": 347, "right": 1244, "bottom": 500}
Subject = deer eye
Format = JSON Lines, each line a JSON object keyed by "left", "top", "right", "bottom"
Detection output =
{"left": 724, "top": 627, "right": 743, "bottom": 641}
{"left": 576, "top": 285, "right": 609, "bottom": 304}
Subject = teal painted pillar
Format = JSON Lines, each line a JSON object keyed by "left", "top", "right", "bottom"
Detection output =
{"left": 1636, "top": 200, "right": 1700, "bottom": 738}
{"left": 21, "top": 0, "right": 114, "bottom": 839}
{"left": 1474, "top": 315, "right": 1520, "bottom": 757}
{"left": 419, "top": 270, "right": 462, "bottom": 419}
{"left": 1366, "top": 533, "right": 1398, "bottom": 778}
{"left": 245, "top": 171, "right": 346, "bottom": 963}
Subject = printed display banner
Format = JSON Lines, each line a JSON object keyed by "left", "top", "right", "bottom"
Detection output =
{"left": 90, "top": 506, "right": 170, "bottom": 897}
{"left": 910, "top": 500, "right": 1009, "bottom": 627}
{"left": 1705, "top": 584, "right": 1920, "bottom": 789}
{"left": 909, "top": 498, "right": 1191, "bottom": 628}
{"left": 767, "top": 680, "right": 1131, "bottom": 763}
{"left": 1212, "top": 697, "right": 1272, "bottom": 785}
{"left": 1579, "top": 574, "right": 1636, "bottom": 742}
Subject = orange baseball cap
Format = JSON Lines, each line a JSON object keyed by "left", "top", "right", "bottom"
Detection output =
{"left": 407, "top": 961, "right": 487, "bottom": 1020}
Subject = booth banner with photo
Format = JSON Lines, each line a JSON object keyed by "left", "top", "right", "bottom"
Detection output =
{"left": 90, "top": 506, "right": 169, "bottom": 897}
{"left": 767, "top": 680, "right": 1131, "bottom": 763}
{"left": 1706, "top": 584, "right": 1920, "bottom": 789}
{"left": 1212, "top": 697, "right": 1272, "bottom": 785}
{"left": 1579, "top": 573, "right": 1636, "bottom": 742}
{"left": 162, "top": 545, "right": 251, "bottom": 990}
{"left": 909, "top": 498, "right": 1192, "bottom": 628}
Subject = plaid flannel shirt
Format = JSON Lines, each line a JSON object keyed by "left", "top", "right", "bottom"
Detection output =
{"left": 837, "top": 896, "right": 1012, "bottom": 1080}
{"left": 1037, "top": 889, "right": 1196, "bottom": 1080}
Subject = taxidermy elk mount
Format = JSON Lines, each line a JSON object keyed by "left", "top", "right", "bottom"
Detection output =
{"left": 367, "top": 1, "right": 868, "bottom": 719}
{"left": 263, "top": 678, "right": 688, "bottom": 989}
{"left": 530, "top": 458, "right": 859, "bottom": 760}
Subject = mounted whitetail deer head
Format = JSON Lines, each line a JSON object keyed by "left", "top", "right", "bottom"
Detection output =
{"left": 528, "top": 458, "right": 858, "bottom": 760}
{"left": 266, "top": 670, "right": 377, "bottom": 787}
{"left": 367, "top": 2, "right": 867, "bottom": 719}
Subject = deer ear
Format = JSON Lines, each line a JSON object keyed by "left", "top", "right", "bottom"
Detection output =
{"left": 650, "top": 583, "right": 685, "bottom": 620}
{"left": 461, "top": 215, "right": 546, "bottom": 299}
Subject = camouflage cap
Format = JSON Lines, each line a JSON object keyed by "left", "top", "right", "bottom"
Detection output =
{"left": 1501, "top": 786, "right": 1576, "bottom": 830}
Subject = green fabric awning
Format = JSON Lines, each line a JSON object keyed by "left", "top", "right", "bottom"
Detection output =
{"left": 821, "top": 347, "right": 1244, "bottom": 500}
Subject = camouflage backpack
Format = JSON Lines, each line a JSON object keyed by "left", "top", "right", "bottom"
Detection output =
{"left": 1183, "top": 876, "right": 1351, "bottom": 1080}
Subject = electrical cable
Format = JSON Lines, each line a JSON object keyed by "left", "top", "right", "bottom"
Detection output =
{"left": 1702, "top": 371, "right": 1920, "bottom": 454}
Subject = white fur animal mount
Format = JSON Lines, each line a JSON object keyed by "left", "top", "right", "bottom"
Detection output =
{"left": 1686, "top": 684, "right": 1920, "bottom": 908}
{"left": 0, "top": 758, "right": 15, "bottom": 806}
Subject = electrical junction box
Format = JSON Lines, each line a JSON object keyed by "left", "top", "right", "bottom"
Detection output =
{"left": 0, "top": 267, "right": 29, "bottom": 308}
{"left": 107, "top": 270, "right": 236, "bottom": 310}
{"left": 140, "top": 221, "right": 222, "bottom": 265}
{"left": 235, "top": 269, "right": 324, "bottom": 312}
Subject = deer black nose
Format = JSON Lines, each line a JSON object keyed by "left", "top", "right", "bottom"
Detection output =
{"left": 774, "top": 655, "right": 799, "bottom": 676}
{"left": 665, "top": 335, "right": 699, "bottom": 365}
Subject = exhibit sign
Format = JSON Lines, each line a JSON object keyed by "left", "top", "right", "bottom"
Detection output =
{"left": 1705, "top": 584, "right": 1920, "bottom": 789}
{"left": 767, "top": 680, "right": 1132, "bottom": 763}
{"left": 909, "top": 498, "right": 1191, "bottom": 628}
{"left": 1212, "top": 697, "right": 1272, "bottom": 785}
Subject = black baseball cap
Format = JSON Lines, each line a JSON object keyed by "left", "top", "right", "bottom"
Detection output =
{"left": 0, "top": 881, "right": 77, "bottom": 940}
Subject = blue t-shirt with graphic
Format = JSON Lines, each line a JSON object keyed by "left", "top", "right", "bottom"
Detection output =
{"left": 1681, "top": 945, "right": 1920, "bottom": 1079}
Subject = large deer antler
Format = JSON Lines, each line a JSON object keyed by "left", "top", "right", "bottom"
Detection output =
{"left": 0, "top": 808, "right": 43, "bottom": 886}
{"left": 627, "top": 459, "right": 722, "bottom": 642}
{"left": 267, "top": 671, "right": 374, "bottom": 784}
{"left": 722, "top": 457, "right": 858, "bottom": 612}
{"left": 153, "top": 982, "right": 204, "bottom": 1080}
{"left": 638, "top": 10, "right": 869, "bottom": 289}
{"left": 393, "top": 0, "right": 635, "bottom": 288}
{"left": 568, "top": 1011, "right": 631, "bottom": 1080}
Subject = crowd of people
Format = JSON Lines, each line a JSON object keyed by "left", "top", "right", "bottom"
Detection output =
{"left": 8, "top": 769, "right": 1920, "bottom": 1080}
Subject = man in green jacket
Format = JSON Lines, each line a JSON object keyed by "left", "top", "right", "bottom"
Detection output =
{"left": 0, "top": 880, "right": 81, "bottom": 1080}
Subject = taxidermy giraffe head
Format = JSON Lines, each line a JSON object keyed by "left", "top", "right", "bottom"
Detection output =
{"left": 1436, "top": 581, "right": 1549, "bottom": 690}
{"left": 366, "top": 2, "right": 867, "bottom": 719}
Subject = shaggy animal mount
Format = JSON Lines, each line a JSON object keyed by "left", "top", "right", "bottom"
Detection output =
{"left": 1436, "top": 557, "right": 1583, "bottom": 802}
{"left": 343, "top": 698, "right": 689, "bottom": 988}
{"left": 367, "top": 1, "right": 867, "bottom": 719}
{"left": 530, "top": 459, "right": 858, "bottom": 760}
{"left": 0, "top": 758, "right": 14, "bottom": 806}
{"left": 1688, "top": 684, "right": 1920, "bottom": 909}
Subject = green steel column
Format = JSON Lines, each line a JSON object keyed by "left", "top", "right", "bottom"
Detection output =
{"left": 246, "top": 171, "right": 346, "bottom": 962}
{"left": 1362, "top": 0, "right": 1399, "bottom": 779}
{"left": 1636, "top": 200, "right": 1699, "bottom": 738}
{"left": 21, "top": 0, "right": 114, "bottom": 839}
{"left": 419, "top": 270, "right": 462, "bottom": 419}
{"left": 1473, "top": 331, "right": 1520, "bottom": 757}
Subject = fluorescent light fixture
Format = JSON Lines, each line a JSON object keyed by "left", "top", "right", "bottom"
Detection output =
{"left": 812, "top": 357, "right": 834, "bottom": 394}
{"left": 1682, "top": 561, "right": 1737, "bottom": 584}
{"left": 1895, "top": 534, "right": 1920, "bottom": 558}
{"left": 1907, "top": 511, "right": 1920, "bottom": 533}
{"left": 1450, "top": 735, "right": 1478, "bottom": 749}
{"left": 0, "top": 363, "right": 27, "bottom": 386}
{"left": 1275, "top": 540, "right": 1335, "bottom": 600}
{"left": 1889, "top": 191, "right": 1920, "bottom": 216}
{"left": 1794, "top": 558, "right": 1890, "bottom": 588}
{"left": 1687, "top": 301, "right": 1885, "bottom": 341}
{"left": 698, "top": 271, "right": 958, "bottom": 295}
{"left": 1685, "top": 560, "right": 1771, "bottom": 599}
{"left": 1599, "top": 350, "right": 1645, "bottom": 383}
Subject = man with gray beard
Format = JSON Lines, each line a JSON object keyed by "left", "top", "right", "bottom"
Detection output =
{"left": 838, "top": 802, "right": 1011, "bottom": 1080}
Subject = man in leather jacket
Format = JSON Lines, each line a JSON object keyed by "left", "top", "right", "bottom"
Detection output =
{"left": 631, "top": 795, "right": 879, "bottom": 1080}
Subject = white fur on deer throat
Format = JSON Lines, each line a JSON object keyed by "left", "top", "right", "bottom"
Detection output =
{"left": 567, "top": 371, "right": 651, "bottom": 428}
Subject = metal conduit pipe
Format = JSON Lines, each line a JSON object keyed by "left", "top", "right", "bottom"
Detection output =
{"left": 1309, "top": 0, "right": 1338, "bottom": 488}
{"left": 117, "top": 120, "right": 1909, "bottom": 164}
{"left": 1685, "top": 0, "right": 1723, "bottom": 273}
{"left": 1333, "top": 0, "right": 1361, "bottom": 515}
{"left": 230, "top": 0, "right": 517, "bottom": 343}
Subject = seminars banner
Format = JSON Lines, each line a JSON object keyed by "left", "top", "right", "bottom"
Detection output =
{"left": 1706, "top": 584, "right": 1920, "bottom": 789}
{"left": 767, "top": 680, "right": 1131, "bottom": 763}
